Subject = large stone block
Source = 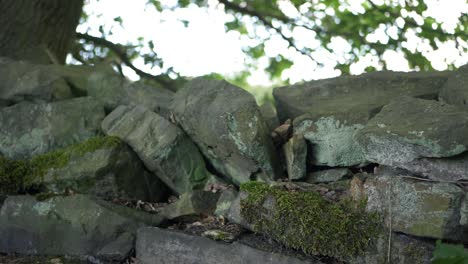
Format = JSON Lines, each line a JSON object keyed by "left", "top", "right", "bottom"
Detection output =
{"left": 102, "top": 105, "right": 217, "bottom": 194}
{"left": 0, "top": 97, "right": 105, "bottom": 159}
{"left": 356, "top": 97, "right": 468, "bottom": 181}
{"left": 172, "top": 78, "right": 280, "bottom": 185}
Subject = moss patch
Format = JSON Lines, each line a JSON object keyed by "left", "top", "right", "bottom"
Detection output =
{"left": 0, "top": 136, "right": 121, "bottom": 194}
{"left": 240, "top": 181, "right": 381, "bottom": 259}
{"left": 0, "top": 156, "right": 30, "bottom": 194}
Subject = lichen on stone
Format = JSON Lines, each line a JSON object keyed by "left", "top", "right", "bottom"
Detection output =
{"left": 240, "top": 181, "right": 381, "bottom": 259}
{"left": 0, "top": 136, "right": 122, "bottom": 194}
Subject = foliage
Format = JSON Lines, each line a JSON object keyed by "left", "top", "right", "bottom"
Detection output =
{"left": 75, "top": 0, "right": 467, "bottom": 90}
{"left": 0, "top": 136, "right": 121, "bottom": 194}
{"left": 432, "top": 240, "right": 468, "bottom": 264}
{"left": 239, "top": 181, "right": 381, "bottom": 259}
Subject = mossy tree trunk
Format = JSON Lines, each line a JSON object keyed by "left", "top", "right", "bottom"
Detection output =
{"left": 0, "top": 0, "right": 84, "bottom": 64}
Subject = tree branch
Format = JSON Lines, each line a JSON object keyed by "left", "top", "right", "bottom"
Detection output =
{"left": 76, "top": 32, "right": 178, "bottom": 92}
{"left": 217, "top": 0, "right": 316, "bottom": 61}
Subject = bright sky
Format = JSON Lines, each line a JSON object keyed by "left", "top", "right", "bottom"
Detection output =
{"left": 77, "top": 0, "right": 468, "bottom": 89}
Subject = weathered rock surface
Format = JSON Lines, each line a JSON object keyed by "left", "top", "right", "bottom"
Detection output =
{"left": 356, "top": 97, "right": 468, "bottom": 181}
{"left": 0, "top": 58, "right": 73, "bottom": 103}
{"left": 274, "top": 71, "right": 449, "bottom": 122}
{"left": 0, "top": 97, "right": 105, "bottom": 159}
{"left": 214, "top": 188, "right": 238, "bottom": 217}
{"left": 0, "top": 195, "right": 161, "bottom": 261}
{"left": 351, "top": 168, "right": 467, "bottom": 241}
{"left": 159, "top": 191, "right": 220, "bottom": 220}
{"left": 294, "top": 111, "right": 369, "bottom": 167}
{"left": 136, "top": 227, "right": 319, "bottom": 264}
{"left": 102, "top": 105, "right": 216, "bottom": 194}
{"left": 238, "top": 182, "right": 381, "bottom": 259}
{"left": 88, "top": 70, "right": 173, "bottom": 116}
{"left": 283, "top": 134, "right": 307, "bottom": 180}
{"left": 172, "top": 78, "right": 280, "bottom": 185}
{"left": 0, "top": 58, "right": 98, "bottom": 103}
{"left": 439, "top": 63, "right": 468, "bottom": 107}
{"left": 349, "top": 233, "right": 434, "bottom": 264}
{"left": 259, "top": 102, "right": 280, "bottom": 131}
{"left": 31, "top": 136, "right": 168, "bottom": 202}
{"left": 305, "top": 168, "right": 351, "bottom": 183}
{"left": 395, "top": 152, "right": 468, "bottom": 182}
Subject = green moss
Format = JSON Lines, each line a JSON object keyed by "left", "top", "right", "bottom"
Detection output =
{"left": 240, "top": 181, "right": 381, "bottom": 259}
{"left": 28, "top": 136, "right": 121, "bottom": 183}
{"left": 35, "top": 192, "right": 64, "bottom": 201}
{"left": 0, "top": 156, "right": 30, "bottom": 194}
{"left": 0, "top": 136, "right": 122, "bottom": 194}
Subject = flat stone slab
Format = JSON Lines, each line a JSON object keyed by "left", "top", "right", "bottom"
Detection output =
{"left": 356, "top": 97, "right": 468, "bottom": 181}
{"left": 136, "top": 227, "right": 319, "bottom": 264}
{"left": 31, "top": 136, "right": 168, "bottom": 202}
{"left": 349, "top": 233, "right": 434, "bottom": 264}
{"left": 274, "top": 71, "right": 449, "bottom": 122}
{"left": 88, "top": 70, "right": 173, "bottom": 117}
{"left": 305, "top": 168, "right": 351, "bottom": 183}
{"left": 0, "top": 58, "right": 73, "bottom": 104}
{"left": 351, "top": 168, "right": 467, "bottom": 241}
{"left": 0, "top": 195, "right": 162, "bottom": 262}
{"left": 102, "top": 105, "right": 216, "bottom": 194}
{"left": 0, "top": 97, "right": 105, "bottom": 159}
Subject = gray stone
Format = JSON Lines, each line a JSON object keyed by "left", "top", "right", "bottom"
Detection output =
{"left": 349, "top": 233, "right": 434, "bottom": 264}
{"left": 0, "top": 97, "right": 105, "bottom": 159}
{"left": 214, "top": 188, "right": 238, "bottom": 217}
{"left": 439, "top": 64, "right": 468, "bottom": 107}
{"left": 226, "top": 192, "right": 253, "bottom": 230}
{"left": 461, "top": 194, "right": 468, "bottom": 227}
{"left": 172, "top": 78, "right": 280, "bottom": 185}
{"left": 351, "top": 169, "right": 466, "bottom": 241}
{"left": 259, "top": 102, "right": 280, "bottom": 131}
{"left": 274, "top": 71, "right": 449, "bottom": 122}
{"left": 305, "top": 168, "right": 351, "bottom": 183}
{"left": 136, "top": 227, "right": 319, "bottom": 264}
{"left": 88, "top": 70, "right": 173, "bottom": 117}
{"left": 0, "top": 99, "right": 10, "bottom": 108}
{"left": 33, "top": 137, "right": 168, "bottom": 202}
{"left": 159, "top": 191, "right": 220, "bottom": 220}
{"left": 0, "top": 195, "right": 156, "bottom": 261}
{"left": 395, "top": 152, "right": 468, "bottom": 182}
{"left": 356, "top": 97, "right": 468, "bottom": 181}
{"left": 47, "top": 64, "right": 98, "bottom": 96}
{"left": 102, "top": 105, "right": 217, "bottom": 194}
{"left": 283, "top": 134, "right": 307, "bottom": 180}
{"left": 0, "top": 58, "right": 73, "bottom": 103}
{"left": 294, "top": 111, "right": 369, "bottom": 167}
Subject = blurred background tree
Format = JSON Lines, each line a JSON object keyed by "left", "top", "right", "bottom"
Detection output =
{"left": 1, "top": 0, "right": 467, "bottom": 102}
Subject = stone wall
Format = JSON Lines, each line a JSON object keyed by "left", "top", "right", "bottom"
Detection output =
{"left": 0, "top": 57, "right": 466, "bottom": 263}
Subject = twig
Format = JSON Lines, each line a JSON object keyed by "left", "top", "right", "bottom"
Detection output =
{"left": 217, "top": 0, "right": 316, "bottom": 61}
{"left": 76, "top": 32, "right": 178, "bottom": 92}
{"left": 387, "top": 178, "right": 392, "bottom": 263}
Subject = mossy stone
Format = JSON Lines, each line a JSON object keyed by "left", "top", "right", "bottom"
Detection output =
{"left": 239, "top": 181, "right": 381, "bottom": 259}
{"left": 0, "top": 136, "right": 121, "bottom": 194}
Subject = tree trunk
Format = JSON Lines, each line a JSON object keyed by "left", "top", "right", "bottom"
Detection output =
{"left": 0, "top": 0, "right": 84, "bottom": 64}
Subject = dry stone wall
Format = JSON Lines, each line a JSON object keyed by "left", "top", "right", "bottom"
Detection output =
{"left": 0, "top": 56, "right": 466, "bottom": 263}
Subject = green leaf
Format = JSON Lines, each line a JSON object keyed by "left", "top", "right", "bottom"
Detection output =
{"left": 113, "top": 16, "right": 123, "bottom": 25}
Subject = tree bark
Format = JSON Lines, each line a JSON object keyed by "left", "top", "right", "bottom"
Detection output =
{"left": 0, "top": 0, "right": 84, "bottom": 64}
